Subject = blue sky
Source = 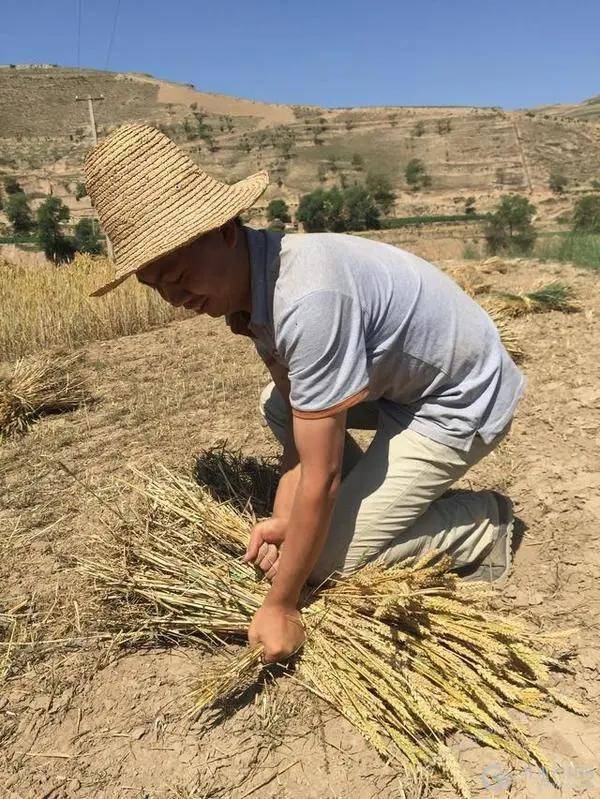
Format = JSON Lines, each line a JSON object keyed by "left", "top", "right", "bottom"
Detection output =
{"left": 1, "top": 0, "right": 598, "bottom": 109}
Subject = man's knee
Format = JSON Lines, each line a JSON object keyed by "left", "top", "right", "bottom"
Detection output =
{"left": 259, "top": 381, "right": 289, "bottom": 441}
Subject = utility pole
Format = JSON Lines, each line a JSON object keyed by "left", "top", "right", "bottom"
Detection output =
{"left": 76, "top": 93, "right": 103, "bottom": 146}
{"left": 75, "top": 94, "right": 114, "bottom": 259}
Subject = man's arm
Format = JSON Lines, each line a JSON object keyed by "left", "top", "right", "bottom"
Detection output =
{"left": 247, "top": 410, "right": 347, "bottom": 661}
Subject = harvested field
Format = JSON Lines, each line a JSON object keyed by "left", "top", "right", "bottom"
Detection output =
{"left": 0, "top": 252, "right": 599, "bottom": 798}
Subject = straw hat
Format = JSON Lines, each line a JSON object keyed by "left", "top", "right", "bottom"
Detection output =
{"left": 84, "top": 123, "right": 269, "bottom": 296}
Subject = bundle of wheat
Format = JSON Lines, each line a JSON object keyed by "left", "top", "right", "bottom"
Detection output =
{"left": 489, "top": 281, "right": 580, "bottom": 317}
{"left": 84, "top": 463, "right": 586, "bottom": 798}
{"left": 0, "top": 353, "right": 89, "bottom": 438}
{"left": 479, "top": 301, "right": 524, "bottom": 362}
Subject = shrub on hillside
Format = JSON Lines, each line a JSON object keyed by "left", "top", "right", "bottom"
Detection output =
{"left": 572, "top": 194, "right": 600, "bottom": 234}
{"left": 485, "top": 194, "right": 537, "bottom": 255}
{"left": 3, "top": 176, "right": 23, "bottom": 195}
{"left": 75, "top": 181, "right": 87, "bottom": 201}
{"left": 405, "top": 159, "right": 431, "bottom": 191}
{"left": 549, "top": 171, "right": 568, "bottom": 194}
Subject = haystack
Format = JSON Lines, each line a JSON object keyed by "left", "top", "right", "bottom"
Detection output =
{"left": 84, "top": 456, "right": 586, "bottom": 798}
{"left": 0, "top": 353, "right": 89, "bottom": 438}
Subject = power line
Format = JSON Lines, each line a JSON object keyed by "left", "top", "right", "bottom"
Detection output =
{"left": 76, "top": 0, "right": 82, "bottom": 67}
{"left": 105, "top": 0, "right": 122, "bottom": 70}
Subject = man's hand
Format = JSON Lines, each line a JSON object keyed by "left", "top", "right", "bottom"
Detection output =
{"left": 244, "top": 517, "right": 287, "bottom": 580}
{"left": 247, "top": 601, "right": 306, "bottom": 663}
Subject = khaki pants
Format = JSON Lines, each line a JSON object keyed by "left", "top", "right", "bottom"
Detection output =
{"left": 259, "top": 382, "right": 510, "bottom": 586}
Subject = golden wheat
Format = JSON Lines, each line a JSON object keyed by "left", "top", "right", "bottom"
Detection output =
{"left": 83, "top": 463, "right": 586, "bottom": 799}
{"left": 0, "top": 253, "right": 189, "bottom": 359}
{"left": 0, "top": 352, "right": 89, "bottom": 438}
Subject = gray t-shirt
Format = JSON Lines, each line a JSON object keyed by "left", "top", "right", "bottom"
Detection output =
{"left": 245, "top": 227, "right": 525, "bottom": 451}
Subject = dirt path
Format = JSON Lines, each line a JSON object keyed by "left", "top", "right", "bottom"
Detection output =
{"left": 1, "top": 258, "right": 599, "bottom": 798}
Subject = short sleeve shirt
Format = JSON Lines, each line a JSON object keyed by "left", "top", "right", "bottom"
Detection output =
{"left": 244, "top": 227, "right": 525, "bottom": 451}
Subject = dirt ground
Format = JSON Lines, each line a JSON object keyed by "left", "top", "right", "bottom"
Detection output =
{"left": 1, "top": 253, "right": 599, "bottom": 798}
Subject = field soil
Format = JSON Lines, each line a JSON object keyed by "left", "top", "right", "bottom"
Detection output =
{"left": 1, "top": 253, "right": 599, "bottom": 798}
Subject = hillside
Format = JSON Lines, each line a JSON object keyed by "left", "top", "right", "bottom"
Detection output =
{"left": 1, "top": 64, "right": 599, "bottom": 227}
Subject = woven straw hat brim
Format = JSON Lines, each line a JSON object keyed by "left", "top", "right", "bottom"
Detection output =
{"left": 89, "top": 171, "right": 268, "bottom": 297}
{"left": 84, "top": 123, "right": 269, "bottom": 297}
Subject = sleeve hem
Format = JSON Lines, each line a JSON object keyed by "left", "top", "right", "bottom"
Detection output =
{"left": 291, "top": 386, "right": 370, "bottom": 420}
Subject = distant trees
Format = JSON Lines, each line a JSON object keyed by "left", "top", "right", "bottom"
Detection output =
{"left": 366, "top": 172, "right": 396, "bottom": 214}
{"left": 5, "top": 192, "right": 34, "bottom": 233}
{"left": 73, "top": 217, "right": 104, "bottom": 254}
{"left": 405, "top": 158, "right": 431, "bottom": 190}
{"left": 267, "top": 199, "right": 291, "bottom": 224}
{"left": 36, "top": 196, "right": 75, "bottom": 264}
{"left": 296, "top": 185, "right": 380, "bottom": 232}
{"left": 572, "top": 194, "right": 600, "bottom": 233}
{"left": 484, "top": 194, "right": 537, "bottom": 255}
{"left": 548, "top": 170, "right": 568, "bottom": 194}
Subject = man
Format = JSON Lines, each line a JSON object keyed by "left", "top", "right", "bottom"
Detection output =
{"left": 85, "top": 123, "right": 525, "bottom": 665}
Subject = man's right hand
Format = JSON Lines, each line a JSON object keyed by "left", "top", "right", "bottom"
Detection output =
{"left": 244, "top": 517, "right": 288, "bottom": 580}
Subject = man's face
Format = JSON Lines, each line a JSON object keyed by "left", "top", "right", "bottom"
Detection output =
{"left": 135, "top": 223, "right": 247, "bottom": 318}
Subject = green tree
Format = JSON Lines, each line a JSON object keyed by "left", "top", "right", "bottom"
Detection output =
{"left": 296, "top": 185, "right": 380, "bottom": 232}
{"left": 405, "top": 159, "right": 431, "bottom": 191}
{"left": 267, "top": 199, "right": 291, "bottom": 223}
{"left": 3, "top": 176, "right": 23, "bottom": 195}
{"left": 549, "top": 171, "right": 568, "bottom": 194}
{"left": 5, "top": 192, "right": 34, "bottom": 233}
{"left": 351, "top": 153, "right": 364, "bottom": 171}
{"left": 75, "top": 181, "right": 87, "bottom": 201}
{"left": 297, "top": 188, "right": 338, "bottom": 232}
{"left": 36, "top": 196, "right": 75, "bottom": 263}
{"left": 73, "top": 217, "right": 103, "bottom": 254}
{"left": 343, "top": 184, "right": 380, "bottom": 230}
{"left": 366, "top": 172, "right": 395, "bottom": 215}
{"left": 484, "top": 194, "right": 537, "bottom": 255}
{"left": 572, "top": 194, "right": 600, "bottom": 233}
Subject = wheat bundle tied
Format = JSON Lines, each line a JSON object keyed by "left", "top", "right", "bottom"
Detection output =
{"left": 0, "top": 353, "right": 89, "bottom": 438}
{"left": 84, "top": 459, "right": 586, "bottom": 798}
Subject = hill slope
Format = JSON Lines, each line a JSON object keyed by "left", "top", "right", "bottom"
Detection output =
{"left": 0, "top": 65, "right": 599, "bottom": 225}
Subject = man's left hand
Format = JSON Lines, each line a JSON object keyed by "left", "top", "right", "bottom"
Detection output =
{"left": 247, "top": 601, "right": 306, "bottom": 663}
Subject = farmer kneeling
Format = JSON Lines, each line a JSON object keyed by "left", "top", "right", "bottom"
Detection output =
{"left": 86, "top": 124, "right": 525, "bottom": 664}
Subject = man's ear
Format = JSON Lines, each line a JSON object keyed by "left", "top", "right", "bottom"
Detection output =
{"left": 221, "top": 218, "right": 238, "bottom": 249}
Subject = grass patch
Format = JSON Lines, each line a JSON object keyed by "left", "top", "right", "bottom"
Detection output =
{"left": 0, "top": 253, "right": 189, "bottom": 359}
{"left": 535, "top": 232, "right": 600, "bottom": 272}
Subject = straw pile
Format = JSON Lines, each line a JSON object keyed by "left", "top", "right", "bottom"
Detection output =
{"left": 85, "top": 459, "right": 586, "bottom": 798}
{"left": 0, "top": 353, "right": 89, "bottom": 439}
{"left": 486, "top": 281, "right": 580, "bottom": 318}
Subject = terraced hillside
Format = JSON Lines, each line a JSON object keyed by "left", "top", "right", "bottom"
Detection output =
{"left": 0, "top": 65, "right": 599, "bottom": 226}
